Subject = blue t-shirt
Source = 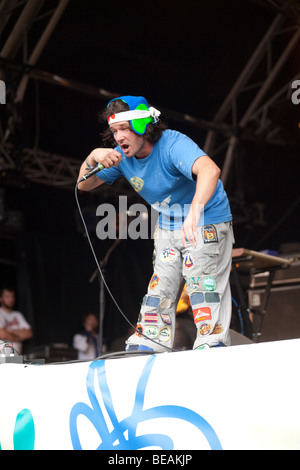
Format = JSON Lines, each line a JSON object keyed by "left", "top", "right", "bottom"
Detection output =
{"left": 97, "top": 129, "right": 232, "bottom": 230}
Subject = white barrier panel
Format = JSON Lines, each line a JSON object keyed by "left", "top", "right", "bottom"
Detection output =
{"left": 0, "top": 339, "right": 300, "bottom": 450}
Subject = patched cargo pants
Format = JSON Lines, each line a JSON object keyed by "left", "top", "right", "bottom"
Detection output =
{"left": 126, "top": 221, "right": 234, "bottom": 352}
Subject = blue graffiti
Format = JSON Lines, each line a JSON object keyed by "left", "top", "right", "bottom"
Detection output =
{"left": 69, "top": 355, "right": 222, "bottom": 450}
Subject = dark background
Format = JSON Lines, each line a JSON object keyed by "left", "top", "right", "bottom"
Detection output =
{"left": 0, "top": 0, "right": 299, "bottom": 353}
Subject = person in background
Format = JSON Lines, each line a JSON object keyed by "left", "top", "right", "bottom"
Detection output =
{"left": 73, "top": 313, "right": 105, "bottom": 360}
{"left": 0, "top": 286, "right": 33, "bottom": 355}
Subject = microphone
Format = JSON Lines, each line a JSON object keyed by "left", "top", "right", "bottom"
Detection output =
{"left": 78, "top": 163, "right": 105, "bottom": 183}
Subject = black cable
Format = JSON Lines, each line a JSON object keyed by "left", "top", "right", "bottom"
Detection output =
{"left": 75, "top": 183, "right": 177, "bottom": 353}
{"left": 0, "top": 341, "right": 20, "bottom": 356}
{"left": 27, "top": 349, "right": 157, "bottom": 366}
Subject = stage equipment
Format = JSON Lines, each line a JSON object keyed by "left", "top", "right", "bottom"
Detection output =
{"left": 248, "top": 250, "right": 300, "bottom": 341}
{"left": 231, "top": 247, "right": 293, "bottom": 342}
{"left": 89, "top": 238, "right": 121, "bottom": 354}
{"left": 24, "top": 344, "right": 76, "bottom": 364}
{"left": 0, "top": 341, "right": 23, "bottom": 364}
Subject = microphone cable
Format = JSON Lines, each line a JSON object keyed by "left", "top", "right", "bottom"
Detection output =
{"left": 74, "top": 182, "right": 178, "bottom": 353}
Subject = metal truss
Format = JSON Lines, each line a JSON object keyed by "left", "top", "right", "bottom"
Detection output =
{"left": 0, "top": 143, "right": 80, "bottom": 187}
{"left": 0, "top": 1, "right": 299, "bottom": 190}
{"left": 0, "top": 0, "right": 77, "bottom": 187}
{"left": 204, "top": 9, "right": 300, "bottom": 186}
{"left": 0, "top": 0, "right": 225, "bottom": 188}
{"left": 0, "top": 0, "right": 233, "bottom": 190}
{"left": 0, "top": 0, "right": 72, "bottom": 112}
{"left": 0, "top": 0, "right": 70, "bottom": 66}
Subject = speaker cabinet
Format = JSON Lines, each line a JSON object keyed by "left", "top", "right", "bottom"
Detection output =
{"left": 249, "top": 258, "right": 300, "bottom": 342}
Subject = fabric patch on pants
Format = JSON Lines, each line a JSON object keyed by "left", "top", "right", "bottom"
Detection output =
{"left": 149, "top": 274, "right": 159, "bottom": 289}
{"left": 202, "top": 224, "right": 218, "bottom": 244}
{"left": 144, "top": 295, "right": 160, "bottom": 308}
{"left": 159, "top": 247, "right": 178, "bottom": 263}
{"left": 144, "top": 312, "right": 159, "bottom": 323}
{"left": 205, "top": 292, "right": 220, "bottom": 303}
{"left": 184, "top": 252, "right": 194, "bottom": 269}
{"left": 193, "top": 307, "right": 212, "bottom": 323}
{"left": 190, "top": 292, "right": 205, "bottom": 306}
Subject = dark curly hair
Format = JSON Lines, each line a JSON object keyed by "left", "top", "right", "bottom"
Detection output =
{"left": 99, "top": 98, "right": 167, "bottom": 147}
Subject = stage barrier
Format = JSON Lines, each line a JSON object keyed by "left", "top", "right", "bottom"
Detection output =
{"left": 0, "top": 338, "right": 300, "bottom": 450}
